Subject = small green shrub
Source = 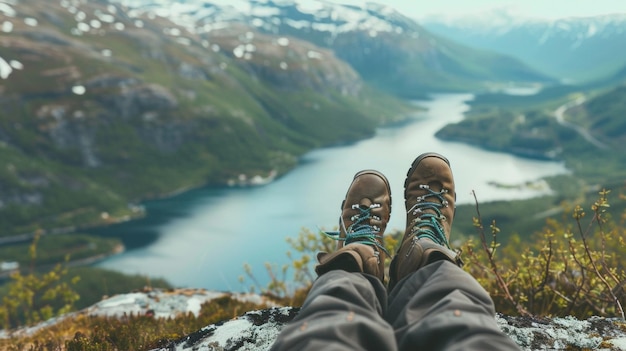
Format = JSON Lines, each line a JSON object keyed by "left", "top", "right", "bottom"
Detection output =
{"left": 240, "top": 226, "right": 403, "bottom": 306}
{"left": 464, "top": 189, "right": 625, "bottom": 319}
{"left": 239, "top": 227, "right": 336, "bottom": 305}
{"left": 0, "top": 295, "right": 269, "bottom": 351}
{"left": 0, "top": 232, "right": 80, "bottom": 329}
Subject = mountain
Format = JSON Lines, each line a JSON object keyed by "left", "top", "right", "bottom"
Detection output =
{"left": 0, "top": 0, "right": 414, "bottom": 236}
{"left": 0, "top": 0, "right": 555, "bottom": 237}
{"left": 110, "top": 0, "right": 553, "bottom": 97}
{"left": 421, "top": 10, "right": 626, "bottom": 83}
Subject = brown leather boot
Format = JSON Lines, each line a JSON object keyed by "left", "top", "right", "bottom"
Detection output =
{"left": 388, "top": 153, "right": 463, "bottom": 291}
{"left": 315, "top": 170, "right": 391, "bottom": 281}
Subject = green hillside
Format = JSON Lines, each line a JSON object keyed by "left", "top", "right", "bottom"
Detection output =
{"left": 437, "top": 85, "right": 626, "bottom": 185}
{"left": 0, "top": 1, "right": 414, "bottom": 237}
{"left": 433, "top": 84, "right": 626, "bottom": 243}
{"left": 576, "top": 85, "right": 626, "bottom": 145}
{"left": 284, "top": 26, "right": 555, "bottom": 98}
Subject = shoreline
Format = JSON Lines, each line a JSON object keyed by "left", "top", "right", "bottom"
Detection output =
{"left": 0, "top": 107, "right": 422, "bottom": 249}
{"left": 0, "top": 94, "right": 564, "bottom": 252}
{"left": 70, "top": 93, "right": 575, "bottom": 291}
{"left": 0, "top": 243, "right": 125, "bottom": 281}
{"left": 436, "top": 134, "right": 562, "bottom": 161}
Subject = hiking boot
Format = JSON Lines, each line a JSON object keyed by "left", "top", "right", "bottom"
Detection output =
{"left": 388, "top": 153, "right": 463, "bottom": 290}
{"left": 315, "top": 170, "right": 392, "bottom": 281}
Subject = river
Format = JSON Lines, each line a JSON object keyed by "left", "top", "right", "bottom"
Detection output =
{"left": 93, "top": 94, "right": 569, "bottom": 292}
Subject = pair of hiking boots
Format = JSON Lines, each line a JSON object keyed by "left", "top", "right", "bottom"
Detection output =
{"left": 316, "top": 152, "right": 463, "bottom": 290}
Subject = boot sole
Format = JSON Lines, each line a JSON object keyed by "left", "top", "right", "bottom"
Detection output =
{"left": 340, "top": 169, "right": 393, "bottom": 216}
{"left": 403, "top": 152, "right": 451, "bottom": 196}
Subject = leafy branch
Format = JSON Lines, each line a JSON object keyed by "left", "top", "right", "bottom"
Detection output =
{"left": 463, "top": 189, "right": 626, "bottom": 319}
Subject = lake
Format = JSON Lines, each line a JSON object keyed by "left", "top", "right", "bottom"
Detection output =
{"left": 93, "top": 94, "right": 569, "bottom": 292}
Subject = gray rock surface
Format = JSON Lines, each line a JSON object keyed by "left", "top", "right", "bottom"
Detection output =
{"left": 3, "top": 289, "right": 625, "bottom": 350}
{"left": 152, "top": 306, "right": 626, "bottom": 351}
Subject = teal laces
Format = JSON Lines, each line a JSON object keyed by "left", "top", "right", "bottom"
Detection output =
{"left": 323, "top": 203, "right": 390, "bottom": 257}
{"left": 407, "top": 184, "right": 451, "bottom": 248}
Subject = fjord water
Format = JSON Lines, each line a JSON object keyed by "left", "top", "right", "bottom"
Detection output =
{"left": 95, "top": 94, "right": 568, "bottom": 291}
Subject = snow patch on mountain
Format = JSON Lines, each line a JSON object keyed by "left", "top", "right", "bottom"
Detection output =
{"left": 0, "top": 1, "right": 16, "bottom": 17}
{"left": 1, "top": 20, "right": 12, "bottom": 32}
{"left": 111, "top": 0, "right": 409, "bottom": 37}
{"left": 422, "top": 6, "right": 626, "bottom": 40}
{"left": 0, "top": 56, "right": 12, "bottom": 79}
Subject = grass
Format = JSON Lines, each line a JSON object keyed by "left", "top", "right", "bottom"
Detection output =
{"left": 60, "top": 267, "right": 172, "bottom": 310}
{"left": 0, "top": 294, "right": 268, "bottom": 351}
{"left": 0, "top": 265, "right": 173, "bottom": 328}
{"left": 0, "top": 234, "right": 120, "bottom": 267}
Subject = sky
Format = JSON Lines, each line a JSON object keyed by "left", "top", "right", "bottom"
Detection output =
{"left": 335, "top": 0, "right": 626, "bottom": 20}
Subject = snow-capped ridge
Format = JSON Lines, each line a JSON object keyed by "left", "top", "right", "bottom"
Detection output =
{"left": 421, "top": 6, "right": 533, "bottom": 32}
{"left": 422, "top": 8, "right": 626, "bottom": 39}
{"left": 422, "top": 10, "right": 626, "bottom": 82}
{"left": 110, "top": 0, "right": 416, "bottom": 36}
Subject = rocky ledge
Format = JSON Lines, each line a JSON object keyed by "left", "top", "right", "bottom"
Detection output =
{"left": 3, "top": 289, "right": 626, "bottom": 350}
{"left": 153, "top": 308, "right": 626, "bottom": 351}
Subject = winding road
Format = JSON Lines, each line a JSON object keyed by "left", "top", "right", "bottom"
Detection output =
{"left": 553, "top": 97, "right": 610, "bottom": 150}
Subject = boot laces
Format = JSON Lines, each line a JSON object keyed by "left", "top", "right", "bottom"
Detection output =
{"left": 323, "top": 203, "right": 390, "bottom": 257}
{"left": 407, "top": 184, "right": 451, "bottom": 248}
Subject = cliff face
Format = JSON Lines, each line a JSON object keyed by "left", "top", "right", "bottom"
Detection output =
{"left": 0, "top": 0, "right": 411, "bottom": 236}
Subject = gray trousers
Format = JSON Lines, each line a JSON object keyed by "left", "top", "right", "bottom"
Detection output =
{"left": 271, "top": 261, "right": 521, "bottom": 351}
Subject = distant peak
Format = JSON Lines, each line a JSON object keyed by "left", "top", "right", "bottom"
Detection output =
{"left": 110, "top": 0, "right": 415, "bottom": 37}
{"left": 420, "top": 5, "right": 533, "bottom": 26}
{"left": 421, "top": 7, "right": 626, "bottom": 29}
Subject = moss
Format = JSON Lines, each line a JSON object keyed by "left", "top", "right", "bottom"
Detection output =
{"left": 0, "top": 295, "right": 271, "bottom": 351}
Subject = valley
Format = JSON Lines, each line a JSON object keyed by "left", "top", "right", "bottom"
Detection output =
{"left": 0, "top": 0, "right": 624, "bottom": 325}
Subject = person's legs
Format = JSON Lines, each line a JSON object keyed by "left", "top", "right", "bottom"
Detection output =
{"left": 271, "top": 270, "right": 396, "bottom": 351}
{"left": 271, "top": 170, "right": 397, "bottom": 350}
{"left": 386, "top": 153, "right": 520, "bottom": 351}
{"left": 386, "top": 261, "right": 520, "bottom": 351}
